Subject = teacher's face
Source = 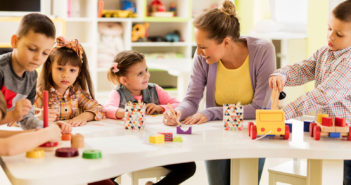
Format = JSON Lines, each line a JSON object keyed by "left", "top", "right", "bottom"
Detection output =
{"left": 194, "top": 28, "right": 225, "bottom": 64}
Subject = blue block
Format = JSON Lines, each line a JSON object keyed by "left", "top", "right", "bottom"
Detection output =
{"left": 304, "top": 121, "right": 311, "bottom": 132}
{"left": 286, "top": 123, "right": 292, "bottom": 133}
{"left": 329, "top": 132, "right": 341, "bottom": 138}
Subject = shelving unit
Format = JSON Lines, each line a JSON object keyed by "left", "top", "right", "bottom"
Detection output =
{"left": 0, "top": 0, "right": 221, "bottom": 104}
{"left": 49, "top": 0, "right": 196, "bottom": 103}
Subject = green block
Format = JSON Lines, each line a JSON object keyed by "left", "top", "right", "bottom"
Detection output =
{"left": 173, "top": 136, "right": 183, "bottom": 142}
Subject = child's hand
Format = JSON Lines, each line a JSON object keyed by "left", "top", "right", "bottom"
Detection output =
{"left": 36, "top": 109, "right": 57, "bottom": 123}
{"left": 66, "top": 118, "right": 87, "bottom": 127}
{"left": 145, "top": 103, "right": 164, "bottom": 115}
{"left": 183, "top": 113, "right": 208, "bottom": 125}
{"left": 55, "top": 121, "right": 72, "bottom": 133}
{"left": 13, "top": 99, "right": 32, "bottom": 121}
{"left": 47, "top": 124, "right": 62, "bottom": 141}
{"left": 269, "top": 75, "right": 285, "bottom": 92}
{"left": 163, "top": 109, "right": 181, "bottom": 126}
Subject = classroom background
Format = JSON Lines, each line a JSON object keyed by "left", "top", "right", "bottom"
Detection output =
{"left": 0, "top": 0, "right": 346, "bottom": 184}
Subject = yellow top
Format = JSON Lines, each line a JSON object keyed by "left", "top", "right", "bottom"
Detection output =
{"left": 215, "top": 56, "right": 253, "bottom": 105}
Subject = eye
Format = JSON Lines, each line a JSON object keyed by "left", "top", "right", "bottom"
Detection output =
{"left": 145, "top": 68, "right": 148, "bottom": 72}
{"left": 336, "top": 33, "right": 343, "bottom": 37}
{"left": 70, "top": 69, "right": 76, "bottom": 73}
{"left": 138, "top": 71, "right": 143, "bottom": 76}
{"left": 57, "top": 67, "right": 63, "bottom": 71}
{"left": 28, "top": 47, "right": 36, "bottom": 52}
{"left": 42, "top": 52, "right": 49, "bottom": 56}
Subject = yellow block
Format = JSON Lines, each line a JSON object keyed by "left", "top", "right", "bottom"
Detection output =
{"left": 316, "top": 114, "right": 329, "bottom": 124}
{"left": 256, "top": 109, "right": 285, "bottom": 135}
{"left": 26, "top": 148, "right": 45, "bottom": 159}
{"left": 149, "top": 134, "right": 165, "bottom": 144}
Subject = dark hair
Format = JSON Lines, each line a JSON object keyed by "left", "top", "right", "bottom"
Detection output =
{"left": 38, "top": 46, "right": 95, "bottom": 99}
{"left": 107, "top": 50, "right": 145, "bottom": 85}
{"left": 17, "top": 13, "right": 56, "bottom": 38}
{"left": 333, "top": 0, "right": 351, "bottom": 22}
{"left": 193, "top": 0, "right": 240, "bottom": 43}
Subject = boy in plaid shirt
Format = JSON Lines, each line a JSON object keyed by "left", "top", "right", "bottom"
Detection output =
{"left": 270, "top": 1, "right": 351, "bottom": 184}
{"left": 269, "top": 0, "right": 351, "bottom": 122}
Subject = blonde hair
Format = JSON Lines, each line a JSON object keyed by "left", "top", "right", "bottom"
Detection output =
{"left": 107, "top": 50, "right": 145, "bottom": 85}
{"left": 193, "top": 0, "right": 240, "bottom": 43}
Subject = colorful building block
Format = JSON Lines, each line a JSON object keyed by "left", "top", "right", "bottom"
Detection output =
{"left": 149, "top": 134, "right": 165, "bottom": 144}
{"left": 317, "top": 114, "right": 329, "bottom": 124}
{"left": 26, "top": 148, "right": 45, "bottom": 159}
{"left": 176, "top": 126, "right": 192, "bottom": 134}
{"left": 173, "top": 136, "right": 183, "bottom": 142}
{"left": 286, "top": 122, "right": 292, "bottom": 133}
{"left": 159, "top": 132, "right": 173, "bottom": 142}
{"left": 223, "top": 103, "right": 244, "bottom": 131}
{"left": 124, "top": 102, "right": 145, "bottom": 130}
{"left": 304, "top": 121, "right": 311, "bottom": 132}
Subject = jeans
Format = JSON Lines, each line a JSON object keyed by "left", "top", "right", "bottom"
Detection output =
{"left": 205, "top": 158, "right": 265, "bottom": 185}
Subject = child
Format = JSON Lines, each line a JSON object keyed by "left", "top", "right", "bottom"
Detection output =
{"left": 0, "top": 91, "right": 66, "bottom": 156}
{"left": 0, "top": 13, "right": 62, "bottom": 130}
{"left": 104, "top": 50, "right": 196, "bottom": 185}
{"left": 104, "top": 50, "right": 179, "bottom": 118}
{"left": 269, "top": 1, "right": 351, "bottom": 184}
{"left": 35, "top": 36, "right": 104, "bottom": 127}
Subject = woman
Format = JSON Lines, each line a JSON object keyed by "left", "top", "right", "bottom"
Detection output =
{"left": 163, "top": 0, "right": 275, "bottom": 184}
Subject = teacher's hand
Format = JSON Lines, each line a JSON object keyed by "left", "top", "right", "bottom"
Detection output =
{"left": 183, "top": 113, "right": 208, "bottom": 125}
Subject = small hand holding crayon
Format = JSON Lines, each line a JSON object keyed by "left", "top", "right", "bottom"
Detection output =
{"left": 163, "top": 104, "right": 181, "bottom": 126}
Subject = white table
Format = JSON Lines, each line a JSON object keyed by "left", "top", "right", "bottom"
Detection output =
{"left": 1, "top": 116, "right": 350, "bottom": 185}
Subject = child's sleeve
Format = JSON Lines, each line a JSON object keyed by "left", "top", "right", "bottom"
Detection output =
{"left": 155, "top": 85, "right": 179, "bottom": 112}
{"left": 78, "top": 90, "right": 104, "bottom": 121}
{"left": 283, "top": 57, "right": 351, "bottom": 119}
{"left": 275, "top": 49, "right": 320, "bottom": 86}
{"left": 103, "top": 90, "right": 121, "bottom": 119}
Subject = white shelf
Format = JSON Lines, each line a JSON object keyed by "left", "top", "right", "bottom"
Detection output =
{"left": 64, "top": 17, "right": 94, "bottom": 22}
{"left": 97, "top": 18, "right": 142, "bottom": 22}
{"left": 131, "top": 42, "right": 189, "bottom": 47}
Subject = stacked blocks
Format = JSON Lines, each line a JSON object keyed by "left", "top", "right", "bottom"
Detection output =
{"left": 124, "top": 102, "right": 145, "bottom": 130}
{"left": 159, "top": 132, "right": 173, "bottom": 142}
{"left": 149, "top": 134, "right": 165, "bottom": 144}
{"left": 223, "top": 103, "right": 244, "bottom": 131}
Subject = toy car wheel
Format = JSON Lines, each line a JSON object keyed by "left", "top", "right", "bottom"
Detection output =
{"left": 284, "top": 125, "right": 290, "bottom": 140}
{"left": 314, "top": 125, "right": 321, "bottom": 140}
{"left": 248, "top": 122, "right": 254, "bottom": 136}
{"left": 310, "top": 123, "right": 316, "bottom": 137}
{"left": 251, "top": 125, "right": 257, "bottom": 140}
{"left": 348, "top": 127, "right": 351, "bottom": 141}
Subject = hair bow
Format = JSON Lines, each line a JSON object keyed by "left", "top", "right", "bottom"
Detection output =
{"left": 55, "top": 36, "right": 83, "bottom": 61}
{"left": 112, "top": 63, "right": 119, "bottom": 73}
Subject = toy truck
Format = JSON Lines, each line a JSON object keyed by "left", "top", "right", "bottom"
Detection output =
{"left": 309, "top": 117, "right": 351, "bottom": 140}
{"left": 249, "top": 110, "right": 289, "bottom": 140}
